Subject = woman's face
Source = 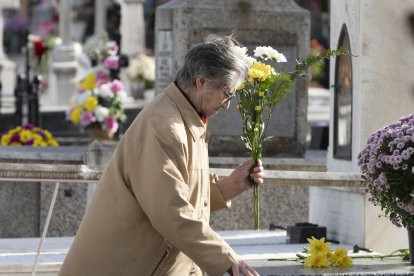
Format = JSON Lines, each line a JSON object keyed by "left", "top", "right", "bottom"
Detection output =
{"left": 195, "top": 77, "right": 237, "bottom": 118}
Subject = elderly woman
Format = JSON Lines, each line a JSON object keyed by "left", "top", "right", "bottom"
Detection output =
{"left": 59, "top": 36, "right": 263, "bottom": 276}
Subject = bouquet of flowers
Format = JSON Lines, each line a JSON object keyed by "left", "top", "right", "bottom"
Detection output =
{"left": 0, "top": 124, "right": 59, "bottom": 147}
{"left": 126, "top": 53, "right": 156, "bottom": 90}
{"left": 28, "top": 34, "right": 61, "bottom": 68}
{"left": 236, "top": 45, "right": 349, "bottom": 229}
{"left": 82, "top": 33, "right": 119, "bottom": 67}
{"left": 358, "top": 113, "right": 414, "bottom": 228}
{"left": 299, "top": 237, "right": 352, "bottom": 268}
{"left": 66, "top": 72, "right": 127, "bottom": 136}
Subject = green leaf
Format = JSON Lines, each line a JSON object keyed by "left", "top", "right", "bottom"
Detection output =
{"left": 289, "top": 48, "right": 352, "bottom": 81}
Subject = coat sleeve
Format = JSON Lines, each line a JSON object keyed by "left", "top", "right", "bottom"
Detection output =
{"left": 128, "top": 123, "right": 238, "bottom": 276}
{"left": 209, "top": 173, "right": 232, "bottom": 212}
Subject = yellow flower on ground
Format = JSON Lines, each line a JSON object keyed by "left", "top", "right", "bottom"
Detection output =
{"left": 307, "top": 237, "right": 331, "bottom": 255}
{"left": 78, "top": 72, "right": 96, "bottom": 91}
{"left": 304, "top": 253, "right": 330, "bottom": 268}
{"left": 248, "top": 61, "right": 275, "bottom": 81}
{"left": 331, "top": 247, "right": 352, "bottom": 267}
{"left": 258, "top": 90, "right": 265, "bottom": 97}
{"left": 255, "top": 105, "right": 262, "bottom": 111}
{"left": 84, "top": 96, "right": 98, "bottom": 112}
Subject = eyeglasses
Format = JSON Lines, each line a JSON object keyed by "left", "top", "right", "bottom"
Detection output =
{"left": 223, "top": 89, "right": 236, "bottom": 103}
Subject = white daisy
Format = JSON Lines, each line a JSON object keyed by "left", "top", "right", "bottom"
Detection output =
{"left": 94, "top": 105, "right": 110, "bottom": 122}
{"left": 254, "top": 46, "right": 287, "bottom": 62}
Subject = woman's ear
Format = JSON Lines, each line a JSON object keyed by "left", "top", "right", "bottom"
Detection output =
{"left": 195, "top": 76, "right": 207, "bottom": 91}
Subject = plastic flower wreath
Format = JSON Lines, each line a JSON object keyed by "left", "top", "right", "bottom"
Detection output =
{"left": 358, "top": 113, "right": 414, "bottom": 229}
{"left": 235, "top": 45, "right": 350, "bottom": 230}
{"left": 0, "top": 124, "right": 59, "bottom": 147}
{"left": 66, "top": 71, "right": 127, "bottom": 136}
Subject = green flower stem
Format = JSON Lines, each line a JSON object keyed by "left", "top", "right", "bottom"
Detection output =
{"left": 268, "top": 249, "right": 410, "bottom": 262}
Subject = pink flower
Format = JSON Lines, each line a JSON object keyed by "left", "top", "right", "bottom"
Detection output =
{"left": 104, "top": 116, "right": 119, "bottom": 134}
{"left": 110, "top": 79, "right": 124, "bottom": 93}
{"left": 80, "top": 111, "right": 96, "bottom": 127}
{"left": 102, "top": 56, "right": 119, "bottom": 70}
{"left": 95, "top": 71, "right": 110, "bottom": 87}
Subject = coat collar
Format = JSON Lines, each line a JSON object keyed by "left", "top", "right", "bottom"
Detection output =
{"left": 165, "top": 83, "right": 206, "bottom": 141}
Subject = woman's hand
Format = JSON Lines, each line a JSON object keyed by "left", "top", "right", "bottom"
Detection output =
{"left": 217, "top": 159, "right": 264, "bottom": 201}
{"left": 227, "top": 260, "right": 259, "bottom": 276}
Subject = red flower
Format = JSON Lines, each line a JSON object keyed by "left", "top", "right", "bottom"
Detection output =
{"left": 34, "top": 39, "right": 47, "bottom": 60}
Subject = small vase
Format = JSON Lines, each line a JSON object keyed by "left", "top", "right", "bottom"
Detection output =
{"left": 408, "top": 226, "right": 414, "bottom": 265}
{"left": 131, "top": 82, "right": 145, "bottom": 99}
{"left": 87, "top": 128, "right": 114, "bottom": 140}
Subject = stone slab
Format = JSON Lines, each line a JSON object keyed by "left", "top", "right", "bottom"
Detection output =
{"left": 1, "top": 231, "right": 412, "bottom": 275}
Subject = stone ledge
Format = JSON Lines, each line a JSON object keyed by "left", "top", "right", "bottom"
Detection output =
{"left": 0, "top": 162, "right": 363, "bottom": 187}
{"left": 0, "top": 163, "right": 102, "bottom": 183}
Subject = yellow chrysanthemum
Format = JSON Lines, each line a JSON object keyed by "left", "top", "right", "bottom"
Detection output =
{"left": 70, "top": 107, "right": 83, "bottom": 125}
{"left": 10, "top": 126, "right": 22, "bottom": 135}
{"left": 307, "top": 237, "right": 331, "bottom": 256}
{"left": 255, "top": 105, "right": 262, "bottom": 111}
{"left": 248, "top": 61, "right": 275, "bottom": 81}
{"left": 47, "top": 139, "right": 59, "bottom": 147}
{"left": 19, "top": 130, "right": 33, "bottom": 143}
{"left": 32, "top": 133, "right": 43, "bottom": 144}
{"left": 331, "top": 248, "right": 352, "bottom": 267}
{"left": 84, "top": 96, "right": 98, "bottom": 112}
{"left": 1, "top": 134, "right": 11, "bottom": 145}
{"left": 44, "top": 130, "right": 53, "bottom": 140}
{"left": 258, "top": 91, "right": 265, "bottom": 97}
{"left": 304, "top": 253, "right": 330, "bottom": 268}
{"left": 78, "top": 72, "right": 96, "bottom": 91}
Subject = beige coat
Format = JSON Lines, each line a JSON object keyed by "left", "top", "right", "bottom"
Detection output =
{"left": 58, "top": 83, "right": 238, "bottom": 276}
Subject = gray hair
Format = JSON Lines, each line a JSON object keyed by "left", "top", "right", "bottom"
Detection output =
{"left": 175, "top": 36, "right": 248, "bottom": 91}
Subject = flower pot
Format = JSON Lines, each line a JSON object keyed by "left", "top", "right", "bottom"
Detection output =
{"left": 408, "top": 226, "right": 414, "bottom": 265}
{"left": 87, "top": 128, "right": 114, "bottom": 140}
{"left": 131, "top": 82, "right": 145, "bottom": 99}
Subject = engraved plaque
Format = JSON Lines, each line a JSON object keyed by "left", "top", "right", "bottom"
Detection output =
{"left": 155, "top": 30, "right": 174, "bottom": 94}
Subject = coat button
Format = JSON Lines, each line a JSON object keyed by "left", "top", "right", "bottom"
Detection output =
{"left": 204, "top": 200, "right": 208, "bottom": 207}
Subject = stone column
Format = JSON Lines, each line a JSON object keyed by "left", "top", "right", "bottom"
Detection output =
{"left": 120, "top": 0, "right": 146, "bottom": 55}
{"left": 310, "top": 0, "right": 414, "bottom": 254}
{"left": 0, "top": 0, "right": 19, "bottom": 110}
{"left": 48, "top": 0, "right": 77, "bottom": 106}
{"left": 94, "top": 0, "right": 110, "bottom": 37}
{"left": 118, "top": 0, "right": 146, "bottom": 98}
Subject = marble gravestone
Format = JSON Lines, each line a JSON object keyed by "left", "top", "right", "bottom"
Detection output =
{"left": 155, "top": 0, "right": 310, "bottom": 157}
{"left": 310, "top": 0, "right": 414, "bottom": 254}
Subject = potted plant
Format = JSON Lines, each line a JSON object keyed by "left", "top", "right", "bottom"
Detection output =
{"left": 358, "top": 113, "right": 414, "bottom": 264}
